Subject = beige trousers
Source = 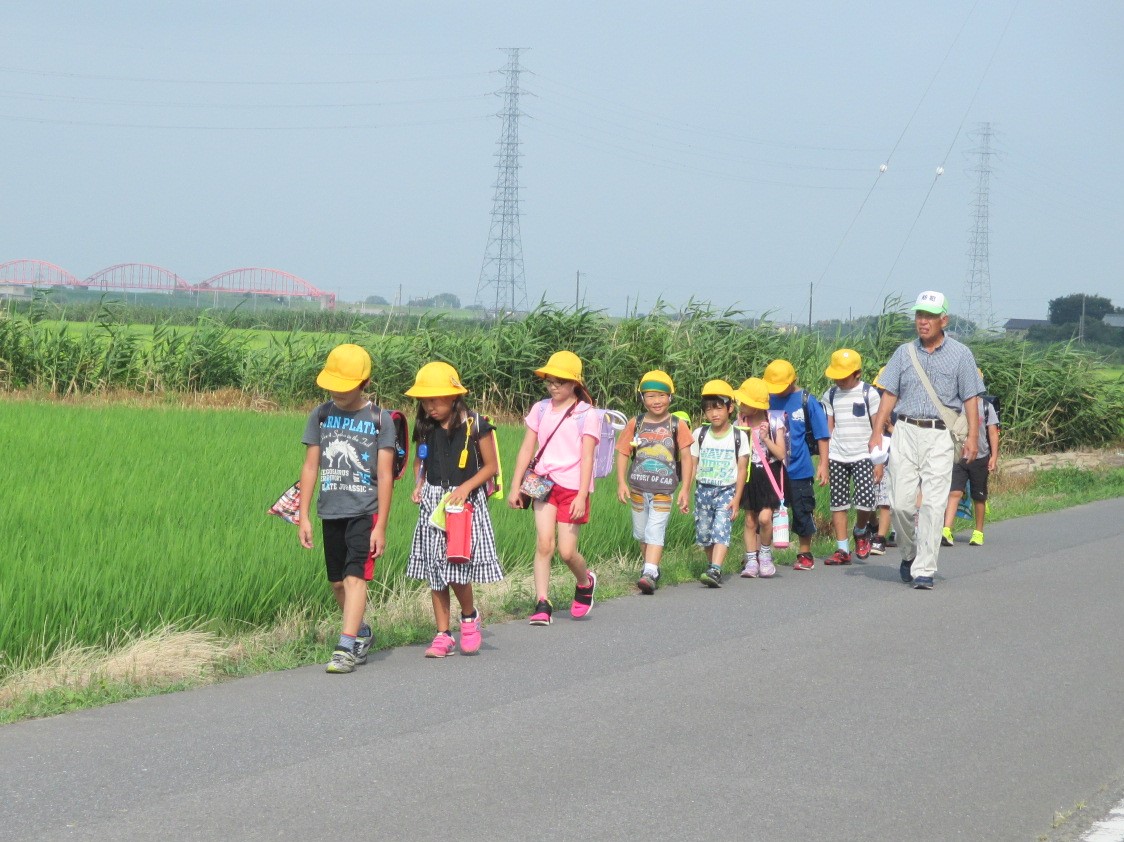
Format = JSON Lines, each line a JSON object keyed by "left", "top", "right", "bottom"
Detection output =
{"left": 888, "top": 421, "right": 954, "bottom": 580}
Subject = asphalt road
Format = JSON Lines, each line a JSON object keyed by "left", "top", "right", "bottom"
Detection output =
{"left": 3, "top": 499, "right": 1124, "bottom": 841}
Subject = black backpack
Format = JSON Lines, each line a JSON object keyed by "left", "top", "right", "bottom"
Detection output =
{"left": 799, "top": 390, "right": 826, "bottom": 455}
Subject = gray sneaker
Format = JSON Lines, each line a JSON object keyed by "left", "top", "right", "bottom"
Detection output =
{"left": 326, "top": 647, "right": 357, "bottom": 674}
{"left": 354, "top": 634, "right": 373, "bottom": 665}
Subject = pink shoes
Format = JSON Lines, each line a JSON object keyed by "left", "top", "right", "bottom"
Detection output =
{"left": 570, "top": 571, "right": 597, "bottom": 619}
{"left": 424, "top": 632, "right": 456, "bottom": 658}
{"left": 459, "top": 613, "right": 482, "bottom": 655}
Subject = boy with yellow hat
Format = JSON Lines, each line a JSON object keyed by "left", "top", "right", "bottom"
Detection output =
{"left": 689, "top": 380, "right": 750, "bottom": 587}
{"left": 614, "top": 370, "right": 695, "bottom": 594}
{"left": 764, "top": 359, "right": 830, "bottom": 570}
{"left": 298, "top": 344, "right": 397, "bottom": 674}
{"left": 820, "top": 348, "right": 881, "bottom": 564}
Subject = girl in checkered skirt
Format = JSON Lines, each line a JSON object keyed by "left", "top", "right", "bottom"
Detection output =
{"left": 404, "top": 362, "right": 503, "bottom": 658}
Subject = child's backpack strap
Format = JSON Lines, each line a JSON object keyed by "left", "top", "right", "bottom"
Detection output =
{"left": 317, "top": 400, "right": 334, "bottom": 425}
{"left": 629, "top": 414, "right": 644, "bottom": 459}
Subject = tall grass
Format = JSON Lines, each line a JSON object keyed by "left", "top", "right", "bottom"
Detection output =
{"left": 2, "top": 298, "right": 1121, "bottom": 451}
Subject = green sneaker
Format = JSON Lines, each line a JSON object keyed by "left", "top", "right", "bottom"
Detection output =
{"left": 969, "top": 530, "right": 984, "bottom": 546}
{"left": 700, "top": 566, "right": 723, "bottom": 588}
{"left": 325, "top": 647, "right": 357, "bottom": 674}
{"left": 941, "top": 527, "right": 954, "bottom": 547}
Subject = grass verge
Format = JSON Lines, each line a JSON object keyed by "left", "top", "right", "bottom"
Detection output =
{"left": 3, "top": 464, "right": 1123, "bottom": 725}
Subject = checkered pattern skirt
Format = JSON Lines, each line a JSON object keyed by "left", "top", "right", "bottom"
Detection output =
{"left": 407, "top": 483, "right": 504, "bottom": 590}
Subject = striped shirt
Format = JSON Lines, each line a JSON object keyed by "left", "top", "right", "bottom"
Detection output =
{"left": 823, "top": 382, "right": 881, "bottom": 462}
{"left": 879, "top": 335, "right": 983, "bottom": 418}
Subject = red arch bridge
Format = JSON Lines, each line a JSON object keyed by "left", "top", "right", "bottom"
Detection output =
{"left": 0, "top": 260, "right": 336, "bottom": 309}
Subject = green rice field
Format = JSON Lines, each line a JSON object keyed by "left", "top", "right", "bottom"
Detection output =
{"left": 0, "top": 400, "right": 695, "bottom": 676}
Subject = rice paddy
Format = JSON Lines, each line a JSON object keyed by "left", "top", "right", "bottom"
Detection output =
{"left": 0, "top": 400, "right": 695, "bottom": 677}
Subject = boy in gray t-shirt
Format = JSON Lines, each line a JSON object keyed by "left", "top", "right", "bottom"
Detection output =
{"left": 298, "top": 344, "right": 396, "bottom": 674}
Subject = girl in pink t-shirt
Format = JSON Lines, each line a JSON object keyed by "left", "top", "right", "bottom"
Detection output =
{"left": 507, "top": 350, "right": 599, "bottom": 626}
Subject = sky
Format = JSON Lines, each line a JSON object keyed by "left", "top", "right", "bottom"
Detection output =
{"left": 3, "top": 1, "right": 1121, "bottom": 325}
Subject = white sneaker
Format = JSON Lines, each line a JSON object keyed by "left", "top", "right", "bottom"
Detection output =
{"left": 740, "top": 558, "right": 759, "bottom": 578}
{"left": 758, "top": 555, "right": 776, "bottom": 578}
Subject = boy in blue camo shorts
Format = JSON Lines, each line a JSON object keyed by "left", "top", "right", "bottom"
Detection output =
{"left": 689, "top": 381, "right": 750, "bottom": 588}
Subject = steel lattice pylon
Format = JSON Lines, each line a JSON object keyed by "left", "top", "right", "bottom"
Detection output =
{"left": 963, "top": 123, "right": 997, "bottom": 333}
{"left": 475, "top": 48, "right": 528, "bottom": 315}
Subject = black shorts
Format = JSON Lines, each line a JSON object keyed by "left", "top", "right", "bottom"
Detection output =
{"left": 951, "top": 457, "right": 989, "bottom": 501}
{"left": 783, "top": 475, "right": 817, "bottom": 538}
{"left": 322, "top": 513, "right": 379, "bottom": 582}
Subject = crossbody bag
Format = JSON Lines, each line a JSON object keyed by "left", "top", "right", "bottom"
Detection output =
{"left": 905, "top": 343, "right": 970, "bottom": 452}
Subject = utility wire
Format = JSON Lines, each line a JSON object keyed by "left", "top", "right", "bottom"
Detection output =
{"left": 870, "top": 0, "right": 1019, "bottom": 311}
{"left": 810, "top": 0, "right": 982, "bottom": 307}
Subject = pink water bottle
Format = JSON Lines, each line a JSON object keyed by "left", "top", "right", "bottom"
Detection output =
{"left": 445, "top": 501, "right": 474, "bottom": 564}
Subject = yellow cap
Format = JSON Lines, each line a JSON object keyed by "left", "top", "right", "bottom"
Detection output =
{"left": 404, "top": 361, "right": 468, "bottom": 398}
{"left": 701, "top": 379, "right": 736, "bottom": 401}
{"left": 316, "top": 344, "right": 371, "bottom": 391}
{"left": 638, "top": 370, "right": 674, "bottom": 394}
{"left": 534, "top": 350, "right": 584, "bottom": 384}
{"left": 735, "top": 377, "right": 770, "bottom": 410}
{"left": 763, "top": 359, "right": 796, "bottom": 394}
{"left": 825, "top": 348, "right": 862, "bottom": 380}
{"left": 873, "top": 366, "right": 887, "bottom": 389}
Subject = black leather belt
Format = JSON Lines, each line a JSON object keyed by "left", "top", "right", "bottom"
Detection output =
{"left": 898, "top": 415, "right": 946, "bottom": 430}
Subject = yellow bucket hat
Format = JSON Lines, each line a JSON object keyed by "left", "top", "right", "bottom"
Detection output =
{"left": 316, "top": 344, "right": 371, "bottom": 391}
{"left": 734, "top": 377, "right": 770, "bottom": 410}
{"left": 763, "top": 359, "right": 796, "bottom": 394}
{"left": 638, "top": 369, "right": 674, "bottom": 394}
{"left": 405, "top": 361, "right": 469, "bottom": 398}
{"left": 825, "top": 348, "right": 862, "bottom": 380}
{"left": 534, "top": 350, "right": 584, "bottom": 384}
{"left": 701, "top": 379, "right": 736, "bottom": 401}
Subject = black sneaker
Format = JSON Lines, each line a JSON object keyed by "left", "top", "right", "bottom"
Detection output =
{"left": 900, "top": 558, "right": 914, "bottom": 584}
{"left": 699, "top": 566, "right": 723, "bottom": 588}
{"left": 869, "top": 535, "right": 887, "bottom": 556}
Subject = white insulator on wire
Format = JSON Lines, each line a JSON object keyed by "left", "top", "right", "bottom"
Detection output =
{"left": 935, "top": 166, "right": 945, "bottom": 176}
{"left": 879, "top": 163, "right": 888, "bottom": 173}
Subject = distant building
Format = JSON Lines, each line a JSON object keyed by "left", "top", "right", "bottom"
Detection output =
{"left": 1003, "top": 318, "right": 1049, "bottom": 337}
{"left": 0, "top": 283, "right": 33, "bottom": 301}
{"left": 1102, "top": 313, "right": 1124, "bottom": 329}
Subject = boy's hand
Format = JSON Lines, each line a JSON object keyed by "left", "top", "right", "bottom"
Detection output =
{"left": 369, "top": 524, "right": 387, "bottom": 559}
{"left": 988, "top": 454, "right": 998, "bottom": 472}
{"left": 569, "top": 491, "right": 588, "bottom": 521}
{"left": 617, "top": 481, "right": 630, "bottom": 504}
{"left": 677, "top": 488, "right": 690, "bottom": 514}
{"left": 815, "top": 461, "right": 829, "bottom": 487}
{"left": 298, "top": 520, "right": 314, "bottom": 549}
{"left": 873, "top": 463, "right": 885, "bottom": 484}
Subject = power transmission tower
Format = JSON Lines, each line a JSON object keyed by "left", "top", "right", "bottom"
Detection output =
{"left": 963, "top": 122, "right": 997, "bottom": 333}
{"left": 475, "top": 48, "right": 529, "bottom": 315}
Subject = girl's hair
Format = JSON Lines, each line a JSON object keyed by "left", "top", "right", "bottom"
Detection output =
{"left": 412, "top": 395, "right": 472, "bottom": 443}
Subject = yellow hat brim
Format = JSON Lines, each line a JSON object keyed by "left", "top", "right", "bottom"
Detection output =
{"left": 534, "top": 366, "right": 583, "bottom": 384}
{"left": 317, "top": 371, "right": 366, "bottom": 391}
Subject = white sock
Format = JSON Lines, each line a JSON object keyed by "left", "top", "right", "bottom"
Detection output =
{"left": 745, "top": 551, "right": 758, "bottom": 563}
{"left": 759, "top": 545, "right": 772, "bottom": 560}
{"left": 642, "top": 562, "right": 660, "bottom": 578}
